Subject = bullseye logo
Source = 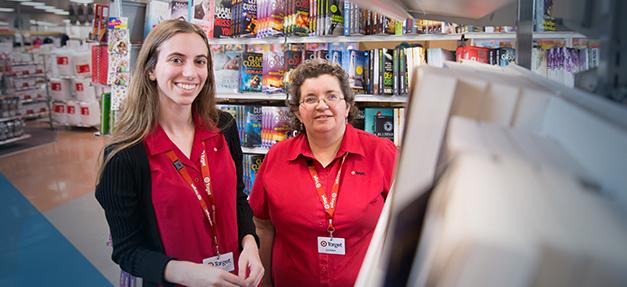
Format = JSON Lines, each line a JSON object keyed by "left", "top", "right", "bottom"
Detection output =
{"left": 320, "top": 241, "right": 328, "bottom": 247}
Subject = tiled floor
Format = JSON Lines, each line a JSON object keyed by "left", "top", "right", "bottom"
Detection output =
{"left": 0, "top": 126, "right": 119, "bottom": 285}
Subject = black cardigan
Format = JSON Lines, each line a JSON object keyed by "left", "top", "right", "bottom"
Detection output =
{"left": 95, "top": 111, "right": 258, "bottom": 287}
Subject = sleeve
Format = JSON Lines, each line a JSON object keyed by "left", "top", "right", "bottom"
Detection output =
{"left": 380, "top": 138, "right": 398, "bottom": 200}
{"left": 219, "top": 111, "right": 260, "bottom": 249}
{"left": 95, "top": 146, "right": 175, "bottom": 284}
{"left": 248, "top": 150, "right": 270, "bottom": 220}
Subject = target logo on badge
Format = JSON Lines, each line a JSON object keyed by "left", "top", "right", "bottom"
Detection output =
{"left": 320, "top": 241, "right": 328, "bottom": 247}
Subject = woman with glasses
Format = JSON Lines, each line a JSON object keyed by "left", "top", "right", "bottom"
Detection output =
{"left": 249, "top": 59, "right": 397, "bottom": 286}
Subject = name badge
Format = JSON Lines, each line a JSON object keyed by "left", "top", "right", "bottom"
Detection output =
{"left": 317, "top": 236, "right": 346, "bottom": 255}
{"left": 202, "top": 252, "right": 235, "bottom": 272}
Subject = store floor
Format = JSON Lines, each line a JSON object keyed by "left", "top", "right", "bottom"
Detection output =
{"left": 0, "top": 125, "right": 118, "bottom": 286}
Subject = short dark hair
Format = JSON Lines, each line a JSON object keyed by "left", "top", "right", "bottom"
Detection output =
{"left": 286, "top": 59, "right": 357, "bottom": 133}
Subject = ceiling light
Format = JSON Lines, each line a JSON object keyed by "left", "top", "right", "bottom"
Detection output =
{"left": 21, "top": 2, "right": 46, "bottom": 6}
{"left": 0, "top": 8, "right": 15, "bottom": 12}
{"left": 8, "top": 0, "right": 30, "bottom": 2}
{"left": 45, "top": 7, "right": 60, "bottom": 12}
{"left": 70, "top": 0, "right": 93, "bottom": 3}
{"left": 54, "top": 11, "right": 69, "bottom": 15}
{"left": 62, "top": 19, "right": 70, "bottom": 23}
{"left": 0, "top": 21, "right": 9, "bottom": 25}
{"left": 34, "top": 5, "right": 52, "bottom": 10}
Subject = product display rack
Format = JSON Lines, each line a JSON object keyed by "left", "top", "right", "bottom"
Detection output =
{"left": 3, "top": 55, "right": 53, "bottom": 127}
{"left": 216, "top": 93, "right": 408, "bottom": 103}
{"left": 0, "top": 134, "right": 31, "bottom": 146}
{"left": 210, "top": 31, "right": 586, "bottom": 45}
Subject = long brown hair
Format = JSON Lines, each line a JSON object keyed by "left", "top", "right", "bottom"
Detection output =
{"left": 97, "top": 19, "right": 218, "bottom": 181}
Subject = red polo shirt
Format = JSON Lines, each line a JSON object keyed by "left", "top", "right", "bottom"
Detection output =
{"left": 249, "top": 124, "right": 397, "bottom": 287}
{"left": 144, "top": 119, "right": 240, "bottom": 271}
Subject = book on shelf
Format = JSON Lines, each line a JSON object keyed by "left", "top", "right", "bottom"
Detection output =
{"left": 364, "top": 107, "right": 394, "bottom": 142}
{"left": 232, "top": 0, "right": 257, "bottom": 37}
{"left": 240, "top": 52, "right": 263, "bottom": 92}
{"left": 262, "top": 44, "right": 286, "bottom": 94}
{"left": 362, "top": 107, "right": 404, "bottom": 145}
{"left": 213, "top": 0, "right": 234, "bottom": 37}
{"left": 261, "top": 106, "right": 291, "bottom": 149}
{"left": 243, "top": 154, "right": 265, "bottom": 195}
{"left": 426, "top": 48, "right": 455, "bottom": 67}
{"left": 212, "top": 44, "right": 243, "bottom": 93}
{"left": 348, "top": 49, "right": 367, "bottom": 94}
{"left": 170, "top": 0, "right": 191, "bottom": 21}
{"left": 382, "top": 48, "right": 393, "bottom": 95}
{"left": 145, "top": 0, "right": 170, "bottom": 37}
{"left": 327, "top": 0, "right": 343, "bottom": 35}
{"left": 243, "top": 105, "right": 262, "bottom": 147}
{"left": 284, "top": 47, "right": 304, "bottom": 87}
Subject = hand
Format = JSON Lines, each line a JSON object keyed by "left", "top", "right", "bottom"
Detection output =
{"left": 165, "top": 260, "right": 246, "bottom": 287}
{"left": 238, "top": 235, "right": 264, "bottom": 287}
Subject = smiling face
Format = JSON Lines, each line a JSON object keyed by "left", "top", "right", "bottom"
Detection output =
{"left": 295, "top": 74, "right": 350, "bottom": 139}
{"left": 149, "top": 32, "right": 209, "bottom": 109}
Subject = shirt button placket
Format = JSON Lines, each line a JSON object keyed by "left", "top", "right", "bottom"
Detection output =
{"left": 320, "top": 254, "right": 330, "bottom": 286}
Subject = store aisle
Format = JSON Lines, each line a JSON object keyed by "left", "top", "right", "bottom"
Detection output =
{"left": 0, "top": 128, "right": 118, "bottom": 285}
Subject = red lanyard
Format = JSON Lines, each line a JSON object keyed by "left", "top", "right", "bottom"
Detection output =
{"left": 307, "top": 152, "right": 348, "bottom": 238}
{"left": 166, "top": 141, "right": 221, "bottom": 255}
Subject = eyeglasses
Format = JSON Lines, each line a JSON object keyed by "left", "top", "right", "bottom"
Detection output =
{"left": 299, "top": 94, "right": 345, "bottom": 108}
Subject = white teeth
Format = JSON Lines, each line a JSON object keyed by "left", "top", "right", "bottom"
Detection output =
{"left": 175, "top": 83, "right": 197, "bottom": 91}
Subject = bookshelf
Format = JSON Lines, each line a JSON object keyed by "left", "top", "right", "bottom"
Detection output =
{"left": 209, "top": 31, "right": 586, "bottom": 46}
{"left": 216, "top": 93, "right": 408, "bottom": 104}
{"left": 465, "top": 31, "right": 586, "bottom": 40}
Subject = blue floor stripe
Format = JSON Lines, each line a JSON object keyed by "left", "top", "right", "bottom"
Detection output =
{"left": 0, "top": 174, "right": 112, "bottom": 286}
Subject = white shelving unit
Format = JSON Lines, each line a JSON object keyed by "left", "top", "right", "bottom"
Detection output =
{"left": 464, "top": 31, "right": 587, "bottom": 40}
{"left": 0, "top": 134, "right": 31, "bottom": 146}
{"left": 241, "top": 147, "right": 269, "bottom": 155}
{"left": 210, "top": 31, "right": 585, "bottom": 45}
{"left": 217, "top": 93, "right": 408, "bottom": 104}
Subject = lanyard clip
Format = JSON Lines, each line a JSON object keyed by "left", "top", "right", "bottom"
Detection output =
{"left": 327, "top": 219, "right": 335, "bottom": 239}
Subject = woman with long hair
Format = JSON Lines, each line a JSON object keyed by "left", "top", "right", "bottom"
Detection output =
{"left": 96, "top": 19, "right": 263, "bottom": 287}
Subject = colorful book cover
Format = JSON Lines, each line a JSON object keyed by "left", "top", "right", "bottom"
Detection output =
{"left": 327, "top": 0, "right": 344, "bottom": 36}
{"left": 364, "top": 107, "right": 394, "bottom": 141}
{"left": 348, "top": 49, "right": 367, "bottom": 93}
{"left": 240, "top": 52, "right": 263, "bottom": 92}
{"left": 212, "top": 45, "right": 243, "bottom": 93}
{"left": 170, "top": 0, "right": 190, "bottom": 20}
{"left": 243, "top": 154, "right": 264, "bottom": 195}
{"left": 284, "top": 49, "right": 303, "bottom": 87}
{"left": 498, "top": 47, "right": 516, "bottom": 67}
{"left": 262, "top": 44, "right": 286, "bottom": 94}
{"left": 310, "top": 0, "right": 317, "bottom": 35}
{"left": 383, "top": 48, "right": 393, "bottom": 95}
{"left": 292, "top": 0, "right": 310, "bottom": 35}
{"left": 268, "top": 0, "right": 285, "bottom": 36}
{"left": 267, "top": 106, "right": 290, "bottom": 148}
{"left": 213, "top": 0, "right": 233, "bottom": 37}
{"left": 243, "top": 105, "right": 262, "bottom": 147}
{"left": 238, "top": 0, "right": 257, "bottom": 36}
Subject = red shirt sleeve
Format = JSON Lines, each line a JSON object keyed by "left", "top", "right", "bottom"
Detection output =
{"left": 380, "top": 138, "right": 398, "bottom": 199}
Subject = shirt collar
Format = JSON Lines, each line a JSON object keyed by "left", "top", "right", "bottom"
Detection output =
{"left": 144, "top": 114, "right": 220, "bottom": 156}
{"left": 287, "top": 124, "right": 366, "bottom": 162}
